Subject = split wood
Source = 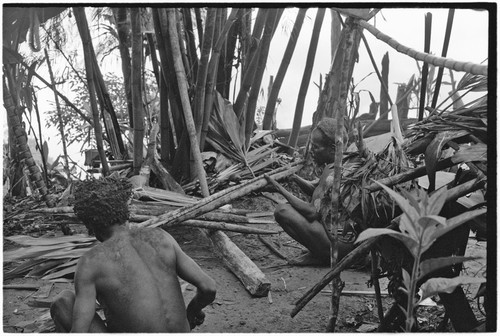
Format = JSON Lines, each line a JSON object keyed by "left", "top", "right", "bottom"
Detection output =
{"left": 291, "top": 178, "right": 484, "bottom": 317}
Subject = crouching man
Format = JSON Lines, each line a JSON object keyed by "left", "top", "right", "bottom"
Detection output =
{"left": 50, "top": 177, "right": 216, "bottom": 332}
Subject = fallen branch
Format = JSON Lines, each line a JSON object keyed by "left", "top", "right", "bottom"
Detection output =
{"left": 258, "top": 235, "right": 288, "bottom": 260}
{"left": 179, "top": 219, "right": 278, "bottom": 235}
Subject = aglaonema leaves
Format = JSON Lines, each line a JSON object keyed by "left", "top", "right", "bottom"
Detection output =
{"left": 418, "top": 256, "right": 479, "bottom": 280}
{"left": 418, "top": 276, "right": 486, "bottom": 303}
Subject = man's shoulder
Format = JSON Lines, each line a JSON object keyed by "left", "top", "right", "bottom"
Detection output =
{"left": 131, "top": 227, "right": 175, "bottom": 246}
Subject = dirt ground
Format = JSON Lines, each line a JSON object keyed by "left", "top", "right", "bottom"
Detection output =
{"left": 2, "top": 195, "right": 486, "bottom": 333}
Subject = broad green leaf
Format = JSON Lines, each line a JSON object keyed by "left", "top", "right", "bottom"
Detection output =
{"left": 419, "top": 276, "right": 485, "bottom": 303}
{"left": 399, "top": 214, "right": 420, "bottom": 242}
{"left": 356, "top": 228, "right": 419, "bottom": 256}
{"left": 424, "top": 131, "right": 468, "bottom": 191}
{"left": 433, "top": 208, "right": 486, "bottom": 243}
{"left": 417, "top": 215, "right": 447, "bottom": 231}
{"left": 402, "top": 268, "right": 411, "bottom": 289}
{"left": 419, "top": 256, "right": 479, "bottom": 280}
{"left": 426, "top": 186, "right": 449, "bottom": 216}
{"left": 3, "top": 243, "right": 89, "bottom": 262}
{"left": 373, "top": 180, "right": 420, "bottom": 223}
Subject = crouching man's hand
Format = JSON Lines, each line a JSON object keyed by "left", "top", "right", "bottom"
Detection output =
{"left": 187, "top": 307, "right": 205, "bottom": 329}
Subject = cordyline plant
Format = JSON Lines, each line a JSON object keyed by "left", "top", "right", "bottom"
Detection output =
{"left": 356, "top": 181, "right": 486, "bottom": 331}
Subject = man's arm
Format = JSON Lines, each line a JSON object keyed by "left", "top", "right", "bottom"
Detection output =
{"left": 71, "top": 257, "right": 98, "bottom": 333}
{"left": 291, "top": 174, "right": 319, "bottom": 197}
{"left": 167, "top": 233, "right": 216, "bottom": 329}
{"left": 264, "top": 174, "right": 319, "bottom": 222}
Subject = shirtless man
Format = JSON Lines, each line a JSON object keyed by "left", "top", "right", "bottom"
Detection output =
{"left": 265, "top": 118, "right": 354, "bottom": 265}
{"left": 50, "top": 178, "right": 216, "bottom": 332}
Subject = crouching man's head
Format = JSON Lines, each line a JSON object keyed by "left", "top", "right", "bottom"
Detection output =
{"left": 74, "top": 176, "right": 133, "bottom": 242}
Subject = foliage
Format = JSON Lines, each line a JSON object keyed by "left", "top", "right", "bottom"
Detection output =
{"left": 356, "top": 181, "right": 486, "bottom": 331}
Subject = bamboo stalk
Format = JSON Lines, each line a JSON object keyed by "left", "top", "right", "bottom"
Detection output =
{"left": 44, "top": 49, "right": 70, "bottom": 179}
{"left": 112, "top": 8, "right": 133, "bottom": 126}
{"left": 166, "top": 8, "right": 210, "bottom": 197}
{"left": 130, "top": 8, "right": 144, "bottom": 175}
{"left": 431, "top": 9, "right": 455, "bottom": 109}
{"left": 182, "top": 8, "right": 199, "bottom": 80}
{"left": 73, "top": 7, "right": 109, "bottom": 176}
{"left": 245, "top": 8, "right": 282, "bottom": 147}
{"left": 193, "top": 8, "right": 216, "bottom": 142}
{"left": 356, "top": 18, "right": 488, "bottom": 76}
{"left": 379, "top": 52, "right": 390, "bottom": 120}
{"left": 418, "top": 12, "right": 433, "bottom": 121}
{"left": 288, "top": 8, "right": 325, "bottom": 149}
{"left": 200, "top": 8, "right": 239, "bottom": 149}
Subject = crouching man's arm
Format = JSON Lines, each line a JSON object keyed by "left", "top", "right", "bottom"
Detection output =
{"left": 171, "top": 236, "right": 216, "bottom": 329}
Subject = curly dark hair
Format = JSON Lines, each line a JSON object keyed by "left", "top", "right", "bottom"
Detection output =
{"left": 315, "top": 117, "right": 348, "bottom": 146}
{"left": 73, "top": 176, "right": 133, "bottom": 235}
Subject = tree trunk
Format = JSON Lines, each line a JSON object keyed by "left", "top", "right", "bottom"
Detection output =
{"left": 263, "top": 8, "right": 307, "bottom": 130}
{"left": 245, "top": 9, "right": 283, "bottom": 147}
{"left": 234, "top": 8, "right": 267, "bottom": 118}
{"left": 194, "top": 8, "right": 204, "bottom": 48}
{"left": 239, "top": 8, "right": 252, "bottom": 79}
{"left": 222, "top": 10, "right": 239, "bottom": 98}
{"left": 166, "top": 8, "right": 209, "bottom": 196}
{"left": 288, "top": 8, "right": 325, "bottom": 149}
{"left": 112, "top": 8, "right": 133, "bottom": 127}
{"left": 200, "top": 8, "right": 239, "bottom": 149}
{"left": 182, "top": 8, "right": 199, "bottom": 80}
{"left": 73, "top": 7, "right": 109, "bottom": 176}
{"left": 193, "top": 8, "right": 216, "bottom": 142}
{"left": 3, "top": 81, "right": 51, "bottom": 205}
{"left": 130, "top": 8, "right": 144, "bottom": 174}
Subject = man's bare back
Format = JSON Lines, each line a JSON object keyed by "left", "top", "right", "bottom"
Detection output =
{"left": 75, "top": 228, "right": 190, "bottom": 332}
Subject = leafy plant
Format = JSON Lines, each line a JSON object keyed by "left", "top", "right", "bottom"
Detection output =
{"left": 356, "top": 181, "right": 486, "bottom": 331}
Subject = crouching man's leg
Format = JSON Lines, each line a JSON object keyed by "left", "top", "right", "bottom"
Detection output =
{"left": 50, "top": 290, "right": 107, "bottom": 333}
{"left": 274, "top": 204, "right": 354, "bottom": 265}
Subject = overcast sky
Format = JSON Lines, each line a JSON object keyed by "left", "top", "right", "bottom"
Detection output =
{"left": 262, "top": 7, "right": 489, "bottom": 129}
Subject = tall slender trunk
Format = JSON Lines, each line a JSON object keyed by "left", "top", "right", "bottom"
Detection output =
{"left": 288, "top": 8, "right": 325, "bottom": 149}
{"left": 44, "top": 49, "right": 70, "bottom": 179}
{"left": 194, "top": 8, "right": 204, "bottom": 48}
{"left": 73, "top": 7, "right": 109, "bottom": 176}
{"left": 130, "top": 8, "right": 144, "bottom": 174}
{"left": 233, "top": 8, "right": 268, "bottom": 119}
{"left": 239, "top": 8, "right": 252, "bottom": 79}
{"left": 200, "top": 9, "right": 240, "bottom": 150}
{"left": 112, "top": 8, "right": 133, "bottom": 127}
{"left": 166, "top": 8, "right": 210, "bottom": 196}
{"left": 182, "top": 8, "right": 199, "bottom": 80}
{"left": 245, "top": 9, "right": 282, "bottom": 147}
{"left": 263, "top": 8, "right": 307, "bottom": 130}
{"left": 222, "top": 11, "right": 239, "bottom": 98}
{"left": 193, "top": 8, "right": 217, "bottom": 142}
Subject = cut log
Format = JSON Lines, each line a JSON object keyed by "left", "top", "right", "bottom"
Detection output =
{"left": 207, "top": 230, "right": 271, "bottom": 297}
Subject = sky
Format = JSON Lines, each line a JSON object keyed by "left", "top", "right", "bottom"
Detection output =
{"left": 262, "top": 7, "right": 489, "bottom": 129}
{"left": 2, "top": 5, "right": 492, "bottom": 170}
